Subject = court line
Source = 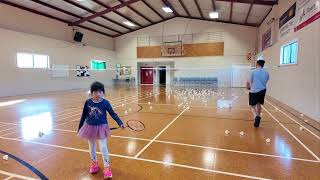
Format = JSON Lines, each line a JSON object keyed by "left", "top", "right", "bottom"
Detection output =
{"left": 51, "top": 128, "right": 319, "bottom": 163}
{"left": 138, "top": 102, "right": 276, "bottom": 112}
{"left": 241, "top": 89, "right": 319, "bottom": 161}
{"left": 0, "top": 124, "right": 8, "bottom": 128}
{"left": 262, "top": 106, "right": 320, "bottom": 161}
{"left": 265, "top": 100, "right": 320, "bottom": 140}
{"left": 0, "top": 149, "right": 48, "bottom": 180}
{"left": 134, "top": 107, "right": 189, "bottom": 158}
{"left": 0, "top": 170, "right": 39, "bottom": 180}
{"left": 0, "top": 136, "right": 270, "bottom": 180}
{"left": 0, "top": 127, "right": 17, "bottom": 133}
{"left": 53, "top": 91, "right": 153, "bottom": 119}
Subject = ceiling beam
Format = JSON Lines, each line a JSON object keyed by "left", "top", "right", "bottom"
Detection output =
{"left": 161, "top": 0, "right": 179, "bottom": 16}
{"left": 1, "top": 1, "right": 113, "bottom": 37}
{"left": 259, "top": 7, "right": 273, "bottom": 26}
{"left": 216, "top": 0, "right": 277, "bottom": 6}
{"left": 69, "top": 0, "right": 141, "bottom": 26}
{"left": 91, "top": 0, "right": 142, "bottom": 27}
{"left": 194, "top": 0, "right": 204, "bottom": 19}
{"left": 63, "top": 0, "right": 131, "bottom": 30}
{"left": 229, "top": 1, "right": 233, "bottom": 22}
{"left": 244, "top": 0, "right": 254, "bottom": 24}
{"left": 178, "top": 0, "right": 191, "bottom": 17}
{"left": 118, "top": 0, "right": 153, "bottom": 23}
{"left": 179, "top": 16, "right": 258, "bottom": 27}
{"left": 29, "top": 0, "right": 123, "bottom": 35}
{"left": 141, "top": 0, "right": 164, "bottom": 19}
{"left": 212, "top": 0, "right": 217, "bottom": 11}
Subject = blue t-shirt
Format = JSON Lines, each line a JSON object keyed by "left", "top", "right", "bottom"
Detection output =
{"left": 78, "top": 98, "right": 123, "bottom": 130}
{"left": 249, "top": 67, "right": 269, "bottom": 93}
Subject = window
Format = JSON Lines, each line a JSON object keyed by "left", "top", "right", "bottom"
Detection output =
{"left": 17, "top": 53, "right": 49, "bottom": 68}
{"left": 91, "top": 60, "right": 106, "bottom": 70}
{"left": 280, "top": 41, "right": 298, "bottom": 65}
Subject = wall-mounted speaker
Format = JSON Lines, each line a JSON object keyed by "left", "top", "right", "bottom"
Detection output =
{"left": 74, "top": 31, "right": 83, "bottom": 42}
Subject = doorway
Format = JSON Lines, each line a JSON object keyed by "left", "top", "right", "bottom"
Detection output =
{"left": 159, "top": 66, "right": 166, "bottom": 86}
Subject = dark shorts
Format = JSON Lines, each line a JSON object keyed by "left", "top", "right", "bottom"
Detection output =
{"left": 249, "top": 89, "right": 266, "bottom": 106}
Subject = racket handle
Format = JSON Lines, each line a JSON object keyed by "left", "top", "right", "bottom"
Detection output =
{"left": 110, "top": 127, "right": 118, "bottom": 130}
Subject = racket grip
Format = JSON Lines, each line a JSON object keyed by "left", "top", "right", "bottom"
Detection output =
{"left": 110, "top": 127, "right": 118, "bottom": 130}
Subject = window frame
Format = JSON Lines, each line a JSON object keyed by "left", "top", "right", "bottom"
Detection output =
{"left": 17, "top": 52, "right": 49, "bottom": 69}
{"left": 280, "top": 40, "right": 298, "bottom": 66}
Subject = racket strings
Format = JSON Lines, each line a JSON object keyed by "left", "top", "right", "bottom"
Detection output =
{"left": 127, "top": 120, "right": 145, "bottom": 131}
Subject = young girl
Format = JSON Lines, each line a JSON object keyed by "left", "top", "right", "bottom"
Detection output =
{"left": 78, "top": 81, "right": 124, "bottom": 179}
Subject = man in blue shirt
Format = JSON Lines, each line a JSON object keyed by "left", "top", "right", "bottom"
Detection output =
{"left": 246, "top": 60, "right": 269, "bottom": 127}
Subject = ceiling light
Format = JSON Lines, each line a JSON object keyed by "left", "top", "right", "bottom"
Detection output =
{"left": 209, "top": 11, "right": 219, "bottom": 19}
{"left": 123, "top": 21, "right": 135, "bottom": 27}
{"left": 162, "top": 7, "right": 173, "bottom": 13}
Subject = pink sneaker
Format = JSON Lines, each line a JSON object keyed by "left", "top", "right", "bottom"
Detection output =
{"left": 89, "top": 161, "right": 99, "bottom": 174}
{"left": 103, "top": 166, "right": 112, "bottom": 179}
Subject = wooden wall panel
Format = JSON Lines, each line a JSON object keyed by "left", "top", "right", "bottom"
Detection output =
{"left": 137, "top": 46, "right": 161, "bottom": 58}
{"left": 183, "top": 42, "right": 224, "bottom": 57}
{"left": 137, "top": 42, "right": 224, "bottom": 58}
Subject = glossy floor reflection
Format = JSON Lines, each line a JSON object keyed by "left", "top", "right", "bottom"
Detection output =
{"left": 0, "top": 86, "right": 319, "bottom": 180}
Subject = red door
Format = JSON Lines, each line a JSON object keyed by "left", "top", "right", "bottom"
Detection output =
{"left": 140, "top": 67, "right": 153, "bottom": 85}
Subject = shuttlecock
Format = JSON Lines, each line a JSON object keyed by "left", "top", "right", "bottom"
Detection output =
{"left": 148, "top": 102, "right": 151, "bottom": 105}
{"left": 2, "top": 155, "right": 8, "bottom": 161}
{"left": 149, "top": 106, "right": 153, "bottom": 109}
{"left": 38, "top": 132, "right": 44, "bottom": 137}
{"left": 266, "top": 138, "right": 271, "bottom": 143}
{"left": 239, "top": 131, "right": 244, "bottom": 136}
{"left": 300, "top": 114, "right": 304, "bottom": 118}
{"left": 299, "top": 126, "right": 304, "bottom": 131}
{"left": 225, "top": 130, "right": 230, "bottom": 134}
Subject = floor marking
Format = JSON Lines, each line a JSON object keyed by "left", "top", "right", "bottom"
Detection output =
{"left": 0, "top": 136, "right": 271, "bottom": 180}
{"left": 263, "top": 106, "right": 320, "bottom": 161}
{"left": 265, "top": 100, "right": 320, "bottom": 140}
{"left": 138, "top": 102, "right": 275, "bottom": 112}
{"left": 0, "top": 127, "right": 17, "bottom": 133}
{"left": 0, "top": 171, "right": 38, "bottom": 180}
{"left": 242, "top": 89, "right": 319, "bottom": 161}
{"left": 134, "top": 107, "right": 189, "bottom": 158}
{"left": 51, "top": 128, "right": 320, "bottom": 163}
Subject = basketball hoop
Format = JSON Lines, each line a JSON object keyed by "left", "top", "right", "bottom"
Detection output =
{"left": 161, "top": 41, "right": 184, "bottom": 57}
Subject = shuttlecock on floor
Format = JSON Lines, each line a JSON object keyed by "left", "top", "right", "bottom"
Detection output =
{"left": 299, "top": 126, "right": 304, "bottom": 131}
{"left": 225, "top": 130, "right": 230, "bottom": 135}
{"left": 239, "top": 131, "right": 244, "bottom": 136}
{"left": 266, "top": 138, "right": 271, "bottom": 143}
{"left": 2, "top": 155, "right": 8, "bottom": 161}
{"left": 38, "top": 132, "right": 44, "bottom": 137}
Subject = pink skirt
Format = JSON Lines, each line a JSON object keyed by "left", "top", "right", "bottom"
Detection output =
{"left": 78, "top": 122, "right": 111, "bottom": 140}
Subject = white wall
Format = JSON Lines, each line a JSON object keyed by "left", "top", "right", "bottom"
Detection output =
{"left": 258, "top": 0, "right": 320, "bottom": 121}
{"left": 0, "top": 28, "right": 116, "bottom": 97}
{"left": 0, "top": 4, "right": 117, "bottom": 97}
{"left": 0, "top": 3, "right": 114, "bottom": 50}
{"left": 115, "top": 17, "right": 257, "bottom": 86}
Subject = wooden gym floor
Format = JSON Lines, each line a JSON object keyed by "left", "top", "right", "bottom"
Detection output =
{"left": 0, "top": 86, "right": 319, "bottom": 180}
